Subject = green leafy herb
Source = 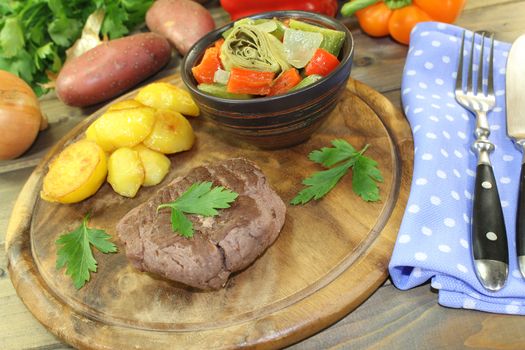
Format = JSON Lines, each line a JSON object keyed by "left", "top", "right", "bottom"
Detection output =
{"left": 291, "top": 139, "right": 383, "bottom": 204}
{"left": 0, "top": 0, "right": 153, "bottom": 95}
{"left": 56, "top": 213, "right": 117, "bottom": 289}
{"left": 157, "top": 182, "right": 239, "bottom": 238}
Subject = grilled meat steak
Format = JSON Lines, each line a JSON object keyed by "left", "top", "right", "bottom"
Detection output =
{"left": 116, "top": 158, "right": 286, "bottom": 290}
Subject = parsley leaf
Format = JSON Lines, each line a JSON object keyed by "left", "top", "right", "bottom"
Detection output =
{"left": 56, "top": 213, "right": 117, "bottom": 289}
{"left": 0, "top": 17, "right": 25, "bottom": 58}
{"left": 291, "top": 139, "right": 383, "bottom": 204}
{"left": 157, "top": 182, "right": 239, "bottom": 238}
{"left": 290, "top": 161, "right": 352, "bottom": 205}
{"left": 101, "top": 2, "right": 129, "bottom": 39}
{"left": 168, "top": 208, "right": 194, "bottom": 238}
{"left": 352, "top": 154, "right": 384, "bottom": 202}
{"left": 35, "top": 42, "right": 62, "bottom": 72}
{"left": 0, "top": 51, "right": 35, "bottom": 82}
{"left": 309, "top": 138, "right": 357, "bottom": 167}
{"left": 48, "top": 16, "right": 82, "bottom": 47}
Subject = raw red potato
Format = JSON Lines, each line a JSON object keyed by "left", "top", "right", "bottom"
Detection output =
{"left": 146, "top": 0, "right": 215, "bottom": 55}
{"left": 56, "top": 33, "right": 171, "bottom": 107}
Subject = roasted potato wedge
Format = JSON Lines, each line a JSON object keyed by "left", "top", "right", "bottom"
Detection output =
{"left": 135, "top": 82, "right": 200, "bottom": 117}
{"left": 134, "top": 144, "right": 171, "bottom": 186}
{"left": 108, "top": 99, "right": 145, "bottom": 111}
{"left": 41, "top": 139, "right": 107, "bottom": 203}
{"left": 94, "top": 106, "right": 156, "bottom": 149}
{"left": 107, "top": 147, "right": 145, "bottom": 198}
{"left": 143, "top": 109, "right": 195, "bottom": 154}
{"left": 85, "top": 122, "right": 116, "bottom": 152}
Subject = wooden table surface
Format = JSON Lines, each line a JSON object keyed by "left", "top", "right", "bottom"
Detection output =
{"left": 2, "top": 1, "right": 525, "bottom": 349}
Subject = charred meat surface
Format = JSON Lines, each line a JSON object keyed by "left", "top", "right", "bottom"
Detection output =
{"left": 116, "top": 158, "right": 286, "bottom": 290}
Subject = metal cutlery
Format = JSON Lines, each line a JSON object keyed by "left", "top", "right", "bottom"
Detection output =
{"left": 506, "top": 34, "right": 525, "bottom": 278}
{"left": 455, "top": 31, "right": 509, "bottom": 291}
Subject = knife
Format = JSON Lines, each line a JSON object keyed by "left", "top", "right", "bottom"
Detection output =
{"left": 506, "top": 34, "right": 525, "bottom": 278}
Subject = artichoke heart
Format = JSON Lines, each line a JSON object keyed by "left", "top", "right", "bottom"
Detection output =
{"left": 220, "top": 24, "right": 290, "bottom": 73}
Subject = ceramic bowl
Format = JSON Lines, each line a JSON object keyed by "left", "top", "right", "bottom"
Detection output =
{"left": 181, "top": 11, "right": 354, "bottom": 149}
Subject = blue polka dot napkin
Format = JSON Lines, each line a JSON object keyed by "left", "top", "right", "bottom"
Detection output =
{"left": 388, "top": 22, "right": 525, "bottom": 314}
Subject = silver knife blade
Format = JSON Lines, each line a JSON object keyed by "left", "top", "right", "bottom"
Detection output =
{"left": 507, "top": 35, "right": 525, "bottom": 140}
{"left": 506, "top": 34, "right": 525, "bottom": 278}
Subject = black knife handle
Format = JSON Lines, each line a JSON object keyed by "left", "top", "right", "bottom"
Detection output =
{"left": 472, "top": 163, "right": 508, "bottom": 263}
{"left": 517, "top": 163, "right": 525, "bottom": 257}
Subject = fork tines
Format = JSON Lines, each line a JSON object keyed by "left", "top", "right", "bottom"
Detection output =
{"left": 456, "top": 31, "right": 495, "bottom": 98}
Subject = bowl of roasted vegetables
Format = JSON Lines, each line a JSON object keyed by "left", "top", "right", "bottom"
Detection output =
{"left": 181, "top": 11, "right": 354, "bottom": 149}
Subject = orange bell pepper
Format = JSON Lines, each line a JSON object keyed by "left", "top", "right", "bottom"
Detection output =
{"left": 227, "top": 68, "right": 275, "bottom": 95}
{"left": 268, "top": 68, "right": 302, "bottom": 96}
{"left": 341, "top": 0, "right": 466, "bottom": 45}
{"left": 191, "top": 45, "right": 222, "bottom": 84}
{"left": 214, "top": 38, "right": 224, "bottom": 51}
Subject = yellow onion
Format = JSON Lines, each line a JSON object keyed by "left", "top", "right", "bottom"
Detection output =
{"left": 0, "top": 70, "right": 42, "bottom": 160}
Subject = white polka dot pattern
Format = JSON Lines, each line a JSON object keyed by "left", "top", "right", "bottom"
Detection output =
{"left": 421, "top": 226, "right": 433, "bottom": 236}
{"left": 463, "top": 298, "right": 476, "bottom": 309}
{"left": 415, "top": 252, "right": 428, "bottom": 261}
{"left": 399, "top": 234, "right": 411, "bottom": 243}
{"left": 389, "top": 22, "right": 525, "bottom": 316}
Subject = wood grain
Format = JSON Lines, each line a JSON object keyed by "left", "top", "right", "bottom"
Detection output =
{"left": 6, "top": 77, "right": 412, "bottom": 350}
{"left": 3, "top": 1, "right": 525, "bottom": 349}
{"left": 287, "top": 283, "right": 525, "bottom": 350}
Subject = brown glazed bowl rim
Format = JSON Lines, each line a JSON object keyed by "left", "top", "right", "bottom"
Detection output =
{"left": 181, "top": 10, "right": 354, "bottom": 105}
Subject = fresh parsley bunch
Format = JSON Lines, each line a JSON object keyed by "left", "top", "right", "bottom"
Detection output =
{"left": 291, "top": 139, "right": 383, "bottom": 204}
{"left": 0, "top": 0, "right": 153, "bottom": 95}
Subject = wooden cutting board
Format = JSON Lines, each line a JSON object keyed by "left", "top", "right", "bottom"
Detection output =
{"left": 6, "top": 76, "right": 413, "bottom": 350}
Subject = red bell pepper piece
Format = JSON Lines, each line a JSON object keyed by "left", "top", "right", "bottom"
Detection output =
{"left": 220, "top": 0, "right": 339, "bottom": 21}
{"left": 268, "top": 68, "right": 302, "bottom": 96}
{"left": 227, "top": 68, "right": 275, "bottom": 95}
{"left": 191, "top": 44, "right": 222, "bottom": 84}
{"left": 305, "top": 48, "right": 340, "bottom": 77}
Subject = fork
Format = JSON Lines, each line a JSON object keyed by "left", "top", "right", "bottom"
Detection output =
{"left": 455, "top": 31, "right": 509, "bottom": 291}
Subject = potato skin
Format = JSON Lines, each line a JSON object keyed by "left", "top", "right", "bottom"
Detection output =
{"left": 146, "top": 0, "right": 215, "bottom": 55}
{"left": 56, "top": 33, "right": 172, "bottom": 107}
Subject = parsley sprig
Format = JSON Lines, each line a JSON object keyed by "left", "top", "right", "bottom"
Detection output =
{"left": 291, "top": 139, "right": 383, "bottom": 204}
{"left": 157, "top": 182, "right": 239, "bottom": 238}
{"left": 56, "top": 213, "right": 117, "bottom": 289}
